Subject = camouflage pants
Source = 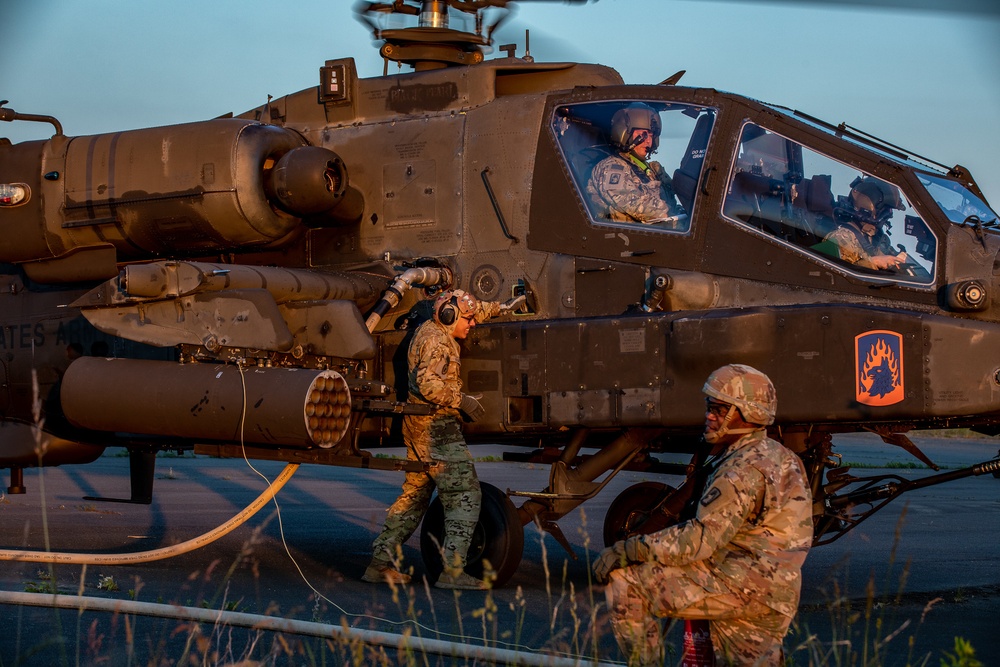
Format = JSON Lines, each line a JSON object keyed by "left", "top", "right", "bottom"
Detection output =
{"left": 371, "top": 413, "right": 482, "bottom": 570}
{"left": 606, "top": 562, "right": 791, "bottom": 666}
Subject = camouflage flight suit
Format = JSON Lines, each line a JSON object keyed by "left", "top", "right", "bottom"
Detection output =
{"left": 605, "top": 429, "right": 813, "bottom": 666}
{"left": 823, "top": 224, "right": 878, "bottom": 268}
{"left": 587, "top": 152, "right": 684, "bottom": 226}
{"left": 370, "top": 301, "right": 502, "bottom": 570}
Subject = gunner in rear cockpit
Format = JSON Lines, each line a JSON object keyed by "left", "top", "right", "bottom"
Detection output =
{"left": 586, "top": 103, "right": 685, "bottom": 226}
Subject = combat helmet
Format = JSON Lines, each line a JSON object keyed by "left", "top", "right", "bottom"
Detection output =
{"left": 702, "top": 363, "right": 777, "bottom": 426}
{"left": 610, "top": 102, "right": 661, "bottom": 153}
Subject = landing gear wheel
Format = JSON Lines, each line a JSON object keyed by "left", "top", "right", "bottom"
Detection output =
{"left": 603, "top": 481, "right": 677, "bottom": 547}
{"left": 420, "top": 482, "right": 524, "bottom": 587}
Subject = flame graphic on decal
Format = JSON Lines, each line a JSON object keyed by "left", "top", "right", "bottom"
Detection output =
{"left": 861, "top": 337, "right": 900, "bottom": 399}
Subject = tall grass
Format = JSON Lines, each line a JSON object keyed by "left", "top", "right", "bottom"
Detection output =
{"left": 4, "top": 408, "right": 987, "bottom": 666}
{"left": 786, "top": 509, "right": 985, "bottom": 667}
{"left": 6, "top": 525, "right": 987, "bottom": 666}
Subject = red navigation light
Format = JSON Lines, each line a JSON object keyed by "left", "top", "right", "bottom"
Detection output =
{"left": 0, "top": 183, "right": 29, "bottom": 206}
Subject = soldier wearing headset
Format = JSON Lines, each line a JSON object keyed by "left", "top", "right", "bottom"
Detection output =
{"left": 363, "top": 289, "right": 524, "bottom": 590}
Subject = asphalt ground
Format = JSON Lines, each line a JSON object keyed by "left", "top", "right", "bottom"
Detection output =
{"left": 1, "top": 432, "right": 998, "bottom": 666}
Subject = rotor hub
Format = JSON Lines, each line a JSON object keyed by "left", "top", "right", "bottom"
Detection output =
{"left": 357, "top": 0, "right": 508, "bottom": 69}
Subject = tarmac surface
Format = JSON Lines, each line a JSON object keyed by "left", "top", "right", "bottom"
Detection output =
{"left": 1, "top": 432, "right": 998, "bottom": 665}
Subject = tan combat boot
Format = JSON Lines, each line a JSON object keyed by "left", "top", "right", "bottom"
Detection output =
{"left": 361, "top": 558, "right": 411, "bottom": 585}
{"left": 435, "top": 568, "right": 488, "bottom": 590}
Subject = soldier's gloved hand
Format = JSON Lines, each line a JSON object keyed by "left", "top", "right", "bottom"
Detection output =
{"left": 623, "top": 534, "right": 651, "bottom": 563}
{"left": 593, "top": 541, "right": 628, "bottom": 584}
{"left": 592, "top": 536, "right": 651, "bottom": 584}
{"left": 499, "top": 294, "right": 527, "bottom": 314}
{"left": 459, "top": 393, "right": 485, "bottom": 422}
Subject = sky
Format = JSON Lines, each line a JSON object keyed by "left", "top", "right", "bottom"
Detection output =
{"left": 3, "top": 0, "right": 999, "bottom": 205}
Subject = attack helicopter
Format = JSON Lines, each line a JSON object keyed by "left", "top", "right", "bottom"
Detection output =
{"left": 1, "top": 0, "right": 999, "bottom": 587}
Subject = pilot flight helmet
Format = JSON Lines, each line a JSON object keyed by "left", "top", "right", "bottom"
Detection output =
{"left": 433, "top": 289, "right": 479, "bottom": 331}
{"left": 702, "top": 364, "right": 777, "bottom": 426}
{"left": 849, "top": 176, "right": 905, "bottom": 224}
{"left": 610, "top": 103, "right": 661, "bottom": 153}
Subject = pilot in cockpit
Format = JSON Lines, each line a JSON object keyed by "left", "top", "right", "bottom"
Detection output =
{"left": 586, "top": 103, "right": 685, "bottom": 227}
{"left": 823, "top": 177, "right": 907, "bottom": 271}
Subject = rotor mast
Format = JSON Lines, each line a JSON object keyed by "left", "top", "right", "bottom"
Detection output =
{"left": 360, "top": 0, "right": 504, "bottom": 70}
{"left": 419, "top": 0, "right": 450, "bottom": 28}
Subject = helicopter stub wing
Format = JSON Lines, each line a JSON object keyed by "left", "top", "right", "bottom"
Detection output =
{"left": 71, "top": 261, "right": 388, "bottom": 359}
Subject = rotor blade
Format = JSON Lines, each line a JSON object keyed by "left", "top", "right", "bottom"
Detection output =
{"left": 678, "top": 0, "right": 999, "bottom": 17}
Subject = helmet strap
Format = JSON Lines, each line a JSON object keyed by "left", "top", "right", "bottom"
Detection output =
{"left": 704, "top": 404, "right": 736, "bottom": 444}
{"left": 704, "top": 403, "right": 759, "bottom": 444}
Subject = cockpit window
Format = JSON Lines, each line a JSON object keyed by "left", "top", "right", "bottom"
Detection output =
{"left": 722, "top": 123, "right": 937, "bottom": 286}
{"left": 550, "top": 101, "right": 716, "bottom": 233}
{"left": 916, "top": 173, "right": 999, "bottom": 228}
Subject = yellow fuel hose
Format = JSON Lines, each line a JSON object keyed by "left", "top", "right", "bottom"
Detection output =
{"left": 0, "top": 463, "right": 298, "bottom": 564}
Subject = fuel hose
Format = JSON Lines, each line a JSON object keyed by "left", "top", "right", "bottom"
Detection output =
{"left": 0, "top": 463, "right": 299, "bottom": 564}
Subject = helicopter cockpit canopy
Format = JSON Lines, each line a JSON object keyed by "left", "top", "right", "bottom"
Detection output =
{"left": 722, "top": 123, "right": 937, "bottom": 286}
{"left": 766, "top": 103, "right": 997, "bottom": 236}
{"left": 916, "top": 173, "right": 999, "bottom": 229}
{"left": 550, "top": 100, "right": 717, "bottom": 232}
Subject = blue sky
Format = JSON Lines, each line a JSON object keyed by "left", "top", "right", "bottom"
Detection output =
{"left": 4, "top": 0, "right": 999, "bottom": 204}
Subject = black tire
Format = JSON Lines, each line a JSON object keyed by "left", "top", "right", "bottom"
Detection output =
{"left": 602, "top": 481, "right": 678, "bottom": 547}
{"left": 420, "top": 481, "right": 524, "bottom": 587}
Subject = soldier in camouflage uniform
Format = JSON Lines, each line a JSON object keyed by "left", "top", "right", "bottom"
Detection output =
{"left": 363, "top": 289, "right": 524, "bottom": 590}
{"left": 594, "top": 364, "right": 813, "bottom": 665}
{"left": 586, "top": 102, "right": 685, "bottom": 227}
{"left": 824, "top": 225, "right": 905, "bottom": 270}
{"left": 823, "top": 176, "right": 907, "bottom": 271}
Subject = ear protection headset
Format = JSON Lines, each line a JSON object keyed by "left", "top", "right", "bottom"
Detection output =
{"left": 434, "top": 289, "right": 477, "bottom": 327}
{"left": 437, "top": 294, "right": 460, "bottom": 325}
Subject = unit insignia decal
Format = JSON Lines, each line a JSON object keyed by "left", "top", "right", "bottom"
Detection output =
{"left": 855, "top": 330, "right": 904, "bottom": 406}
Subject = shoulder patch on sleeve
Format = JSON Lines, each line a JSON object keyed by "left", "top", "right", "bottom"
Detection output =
{"left": 700, "top": 486, "right": 722, "bottom": 507}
